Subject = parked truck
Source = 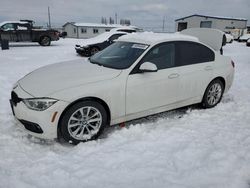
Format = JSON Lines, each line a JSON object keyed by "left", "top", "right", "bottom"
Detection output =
{"left": 0, "top": 20, "right": 60, "bottom": 46}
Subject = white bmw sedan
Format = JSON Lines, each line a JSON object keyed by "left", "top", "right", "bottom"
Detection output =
{"left": 10, "top": 29, "right": 234, "bottom": 144}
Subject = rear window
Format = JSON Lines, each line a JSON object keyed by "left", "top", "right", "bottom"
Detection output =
{"left": 175, "top": 41, "right": 215, "bottom": 66}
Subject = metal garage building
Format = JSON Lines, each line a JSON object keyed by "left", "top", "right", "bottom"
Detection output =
{"left": 63, "top": 22, "right": 125, "bottom": 39}
{"left": 175, "top": 14, "right": 247, "bottom": 37}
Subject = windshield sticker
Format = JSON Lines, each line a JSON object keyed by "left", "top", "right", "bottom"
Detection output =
{"left": 131, "top": 44, "right": 149, "bottom": 50}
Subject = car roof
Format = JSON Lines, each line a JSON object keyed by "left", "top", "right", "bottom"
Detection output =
{"left": 110, "top": 27, "right": 136, "bottom": 32}
{"left": 92, "top": 31, "right": 127, "bottom": 40}
{"left": 117, "top": 32, "right": 199, "bottom": 45}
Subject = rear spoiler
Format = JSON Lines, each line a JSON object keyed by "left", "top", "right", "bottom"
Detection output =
{"left": 181, "top": 28, "right": 226, "bottom": 52}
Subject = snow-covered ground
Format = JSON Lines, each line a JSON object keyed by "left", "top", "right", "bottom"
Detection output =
{"left": 0, "top": 39, "right": 250, "bottom": 188}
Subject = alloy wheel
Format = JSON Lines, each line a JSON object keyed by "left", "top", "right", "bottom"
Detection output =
{"left": 206, "top": 83, "right": 222, "bottom": 106}
{"left": 67, "top": 106, "right": 102, "bottom": 140}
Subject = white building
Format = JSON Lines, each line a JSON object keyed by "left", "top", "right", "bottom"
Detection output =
{"left": 63, "top": 22, "right": 127, "bottom": 38}
{"left": 175, "top": 14, "right": 247, "bottom": 34}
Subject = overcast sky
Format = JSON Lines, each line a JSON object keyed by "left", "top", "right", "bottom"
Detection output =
{"left": 0, "top": 0, "right": 249, "bottom": 32}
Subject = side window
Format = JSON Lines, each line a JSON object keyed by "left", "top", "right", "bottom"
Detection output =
{"left": 93, "top": 29, "right": 99, "bottom": 34}
{"left": 2, "top": 23, "right": 15, "bottom": 31}
{"left": 200, "top": 21, "right": 212, "bottom": 28}
{"left": 176, "top": 41, "right": 215, "bottom": 66}
{"left": 119, "top": 29, "right": 136, "bottom": 33}
{"left": 109, "top": 34, "right": 124, "bottom": 41}
{"left": 81, "top": 28, "right": 87, "bottom": 33}
{"left": 141, "top": 43, "right": 175, "bottom": 70}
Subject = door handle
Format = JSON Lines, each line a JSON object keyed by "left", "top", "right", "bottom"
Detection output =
{"left": 168, "top": 73, "right": 179, "bottom": 79}
{"left": 204, "top": 66, "right": 213, "bottom": 71}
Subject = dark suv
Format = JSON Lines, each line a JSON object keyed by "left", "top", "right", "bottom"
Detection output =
{"left": 0, "top": 20, "right": 60, "bottom": 46}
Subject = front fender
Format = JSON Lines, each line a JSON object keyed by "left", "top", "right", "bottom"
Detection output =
{"left": 49, "top": 78, "right": 126, "bottom": 124}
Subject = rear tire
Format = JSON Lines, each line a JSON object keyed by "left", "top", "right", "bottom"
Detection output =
{"left": 59, "top": 101, "right": 107, "bottom": 145}
{"left": 202, "top": 79, "right": 224, "bottom": 108}
{"left": 39, "top": 36, "right": 51, "bottom": 46}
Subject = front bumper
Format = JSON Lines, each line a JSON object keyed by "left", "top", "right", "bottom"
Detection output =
{"left": 10, "top": 84, "right": 69, "bottom": 140}
{"left": 75, "top": 45, "right": 91, "bottom": 56}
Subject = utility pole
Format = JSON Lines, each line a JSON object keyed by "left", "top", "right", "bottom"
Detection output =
{"left": 162, "top": 16, "right": 166, "bottom": 32}
{"left": 115, "top": 13, "right": 117, "bottom": 24}
{"left": 48, "top": 6, "right": 51, "bottom": 29}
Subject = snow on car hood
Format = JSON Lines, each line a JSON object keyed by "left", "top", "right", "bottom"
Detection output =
{"left": 18, "top": 59, "right": 121, "bottom": 97}
{"left": 77, "top": 31, "right": 125, "bottom": 46}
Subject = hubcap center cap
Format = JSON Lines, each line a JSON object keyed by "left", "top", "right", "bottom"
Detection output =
{"left": 81, "top": 120, "right": 87, "bottom": 125}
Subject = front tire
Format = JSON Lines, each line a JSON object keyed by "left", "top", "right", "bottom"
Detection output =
{"left": 59, "top": 101, "right": 107, "bottom": 145}
{"left": 202, "top": 79, "right": 224, "bottom": 108}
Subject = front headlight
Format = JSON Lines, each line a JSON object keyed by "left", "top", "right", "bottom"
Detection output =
{"left": 22, "top": 98, "right": 58, "bottom": 111}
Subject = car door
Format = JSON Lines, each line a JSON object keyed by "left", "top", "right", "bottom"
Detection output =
{"left": 0, "top": 23, "right": 17, "bottom": 41}
{"left": 16, "top": 23, "right": 32, "bottom": 41}
{"left": 175, "top": 41, "right": 215, "bottom": 101}
{"left": 126, "top": 42, "right": 180, "bottom": 115}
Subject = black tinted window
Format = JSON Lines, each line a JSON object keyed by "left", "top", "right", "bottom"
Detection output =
{"left": 2, "top": 23, "right": 15, "bottom": 30}
{"left": 141, "top": 43, "right": 175, "bottom": 70}
{"left": 118, "top": 29, "right": 136, "bottom": 33}
{"left": 176, "top": 41, "right": 214, "bottom": 66}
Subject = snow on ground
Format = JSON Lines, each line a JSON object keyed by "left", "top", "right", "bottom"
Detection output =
{"left": 0, "top": 39, "right": 250, "bottom": 188}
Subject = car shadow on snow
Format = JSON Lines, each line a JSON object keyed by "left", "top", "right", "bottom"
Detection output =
{"left": 99, "top": 104, "right": 202, "bottom": 140}
{"left": 101, "top": 93, "right": 235, "bottom": 140}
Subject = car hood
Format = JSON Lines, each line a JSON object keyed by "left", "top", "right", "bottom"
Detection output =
{"left": 77, "top": 32, "right": 112, "bottom": 47}
{"left": 77, "top": 32, "right": 126, "bottom": 47}
{"left": 18, "top": 59, "right": 121, "bottom": 97}
{"left": 78, "top": 38, "right": 104, "bottom": 47}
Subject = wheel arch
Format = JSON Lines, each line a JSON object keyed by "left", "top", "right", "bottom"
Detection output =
{"left": 212, "top": 76, "right": 226, "bottom": 89}
{"left": 39, "top": 35, "right": 51, "bottom": 41}
{"left": 90, "top": 46, "right": 101, "bottom": 51}
{"left": 57, "top": 96, "right": 111, "bottom": 138}
{"left": 92, "top": 45, "right": 100, "bottom": 49}
{"left": 202, "top": 76, "right": 226, "bottom": 101}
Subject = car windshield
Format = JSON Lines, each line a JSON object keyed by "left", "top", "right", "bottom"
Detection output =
{"left": 89, "top": 41, "right": 149, "bottom": 69}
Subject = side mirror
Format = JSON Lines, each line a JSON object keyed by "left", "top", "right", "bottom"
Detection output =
{"left": 139, "top": 62, "right": 158, "bottom": 73}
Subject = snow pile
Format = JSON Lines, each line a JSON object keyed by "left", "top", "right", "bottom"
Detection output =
{"left": 0, "top": 40, "right": 250, "bottom": 188}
